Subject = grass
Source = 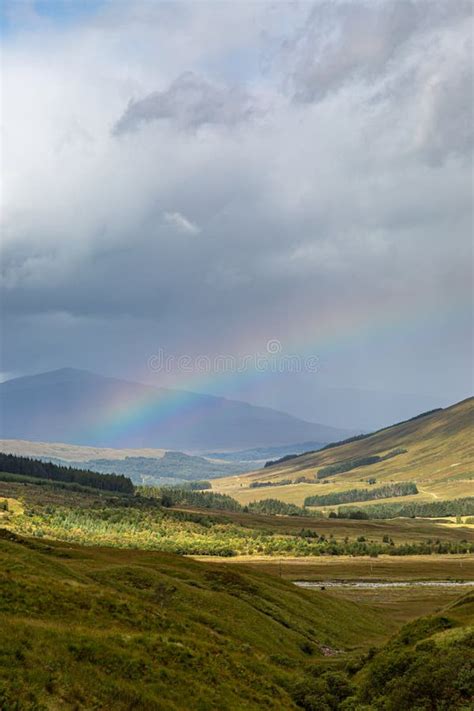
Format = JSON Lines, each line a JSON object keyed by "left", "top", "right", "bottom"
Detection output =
{"left": 195, "top": 554, "right": 474, "bottom": 583}
{"left": 212, "top": 398, "right": 474, "bottom": 507}
{"left": 1, "top": 531, "right": 472, "bottom": 710}
{"left": 2, "top": 479, "right": 472, "bottom": 560}
{"left": 174, "top": 505, "right": 474, "bottom": 544}
{"left": 0, "top": 530, "right": 394, "bottom": 710}
{"left": 310, "top": 586, "right": 473, "bottom": 626}
{"left": 0, "top": 438, "right": 168, "bottom": 461}
{"left": 1, "top": 457, "right": 473, "bottom": 708}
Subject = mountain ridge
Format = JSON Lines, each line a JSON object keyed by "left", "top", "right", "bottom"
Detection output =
{"left": 0, "top": 368, "right": 352, "bottom": 451}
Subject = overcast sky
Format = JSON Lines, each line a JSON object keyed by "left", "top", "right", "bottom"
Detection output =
{"left": 1, "top": 0, "right": 473, "bottom": 428}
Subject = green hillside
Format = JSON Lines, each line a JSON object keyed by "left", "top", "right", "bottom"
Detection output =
{"left": 1, "top": 530, "right": 472, "bottom": 710}
{"left": 214, "top": 398, "right": 474, "bottom": 509}
{"left": 0, "top": 530, "right": 390, "bottom": 710}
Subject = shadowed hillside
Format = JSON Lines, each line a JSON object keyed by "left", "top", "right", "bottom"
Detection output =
{"left": 0, "top": 368, "right": 351, "bottom": 451}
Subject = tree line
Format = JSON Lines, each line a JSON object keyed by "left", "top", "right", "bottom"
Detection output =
{"left": 338, "top": 496, "right": 474, "bottom": 519}
{"left": 316, "top": 448, "right": 406, "bottom": 480}
{"left": 0, "top": 452, "right": 134, "bottom": 493}
{"left": 138, "top": 485, "right": 311, "bottom": 517}
{"left": 264, "top": 454, "right": 298, "bottom": 468}
{"left": 246, "top": 498, "right": 307, "bottom": 516}
{"left": 249, "top": 479, "right": 291, "bottom": 488}
{"left": 138, "top": 485, "right": 242, "bottom": 511}
{"left": 305, "top": 481, "right": 418, "bottom": 506}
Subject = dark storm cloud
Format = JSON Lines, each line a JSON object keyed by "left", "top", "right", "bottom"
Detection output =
{"left": 1, "top": 0, "right": 472, "bottom": 412}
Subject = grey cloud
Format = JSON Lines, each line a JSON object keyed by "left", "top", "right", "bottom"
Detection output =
{"left": 417, "top": 61, "right": 474, "bottom": 164}
{"left": 1, "top": 1, "right": 472, "bottom": 419}
{"left": 284, "top": 0, "right": 472, "bottom": 103}
{"left": 113, "top": 72, "right": 258, "bottom": 134}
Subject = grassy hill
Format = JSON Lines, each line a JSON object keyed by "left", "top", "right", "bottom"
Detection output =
{"left": 0, "top": 530, "right": 391, "bottom": 710}
{"left": 1, "top": 530, "right": 472, "bottom": 710}
{"left": 213, "top": 398, "right": 474, "bottom": 509}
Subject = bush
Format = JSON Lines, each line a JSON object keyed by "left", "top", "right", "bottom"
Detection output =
{"left": 247, "top": 499, "right": 307, "bottom": 516}
{"left": 249, "top": 479, "right": 291, "bottom": 489}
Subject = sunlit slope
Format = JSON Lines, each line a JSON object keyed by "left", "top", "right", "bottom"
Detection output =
{"left": 0, "top": 439, "right": 168, "bottom": 462}
{"left": 0, "top": 531, "right": 391, "bottom": 710}
{"left": 213, "top": 398, "right": 473, "bottom": 506}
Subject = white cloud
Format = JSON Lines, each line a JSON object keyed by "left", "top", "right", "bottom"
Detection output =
{"left": 164, "top": 211, "right": 201, "bottom": 235}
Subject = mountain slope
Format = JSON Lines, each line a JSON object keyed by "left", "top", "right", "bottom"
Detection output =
{"left": 0, "top": 368, "right": 350, "bottom": 451}
{"left": 213, "top": 398, "right": 474, "bottom": 506}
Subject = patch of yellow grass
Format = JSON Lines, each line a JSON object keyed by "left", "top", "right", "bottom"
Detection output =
{"left": 213, "top": 398, "right": 474, "bottom": 506}
{"left": 0, "top": 439, "right": 167, "bottom": 462}
{"left": 0, "top": 497, "right": 23, "bottom": 515}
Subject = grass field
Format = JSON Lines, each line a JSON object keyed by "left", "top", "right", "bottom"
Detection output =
{"left": 0, "top": 438, "right": 168, "bottom": 461}
{"left": 175, "top": 505, "right": 474, "bottom": 544}
{"left": 212, "top": 398, "right": 474, "bottom": 508}
{"left": 193, "top": 554, "right": 474, "bottom": 582}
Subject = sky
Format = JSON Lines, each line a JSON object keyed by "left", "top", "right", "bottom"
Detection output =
{"left": 1, "top": 0, "right": 473, "bottom": 429}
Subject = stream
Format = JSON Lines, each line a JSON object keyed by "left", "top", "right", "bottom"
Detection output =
{"left": 295, "top": 580, "right": 474, "bottom": 589}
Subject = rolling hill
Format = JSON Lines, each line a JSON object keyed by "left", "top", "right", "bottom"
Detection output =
{"left": 1, "top": 529, "right": 472, "bottom": 710}
{"left": 0, "top": 529, "right": 391, "bottom": 710}
{"left": 0, "top": 368, "right": 351, "bottom": 451}
{"left": 213, "top": 397, "right": 474, "bottom": 508}
{"left": 0, "top": 439, "right": 257, "bottom": 485}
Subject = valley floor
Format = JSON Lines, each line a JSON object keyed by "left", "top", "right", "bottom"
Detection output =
{"left": 191, "top": 552, "right": 474, "bottom": 582}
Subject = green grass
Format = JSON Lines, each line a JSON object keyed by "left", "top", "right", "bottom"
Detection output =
{"left": 348, "top": 599, "right": 474, "bottom": 710}
{"left": 1, "top": 530, "right": 472, "bottom": 710}
{"left": 0, "top": 530, "right": 392, "bottom": 710}
{"left": 2, "top": 479, "right": 472, "bottom": 558}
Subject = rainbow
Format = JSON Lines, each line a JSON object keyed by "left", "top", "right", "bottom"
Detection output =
{"left": 81, "top": 289, "right": 468, "bottom": 446}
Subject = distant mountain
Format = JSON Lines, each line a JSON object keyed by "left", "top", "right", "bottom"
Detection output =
{"left": 0, "top": 368, "right": 351, "bottom": 451}
{"left": 203, "top": 441, "right": 328, "bottom": 463}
